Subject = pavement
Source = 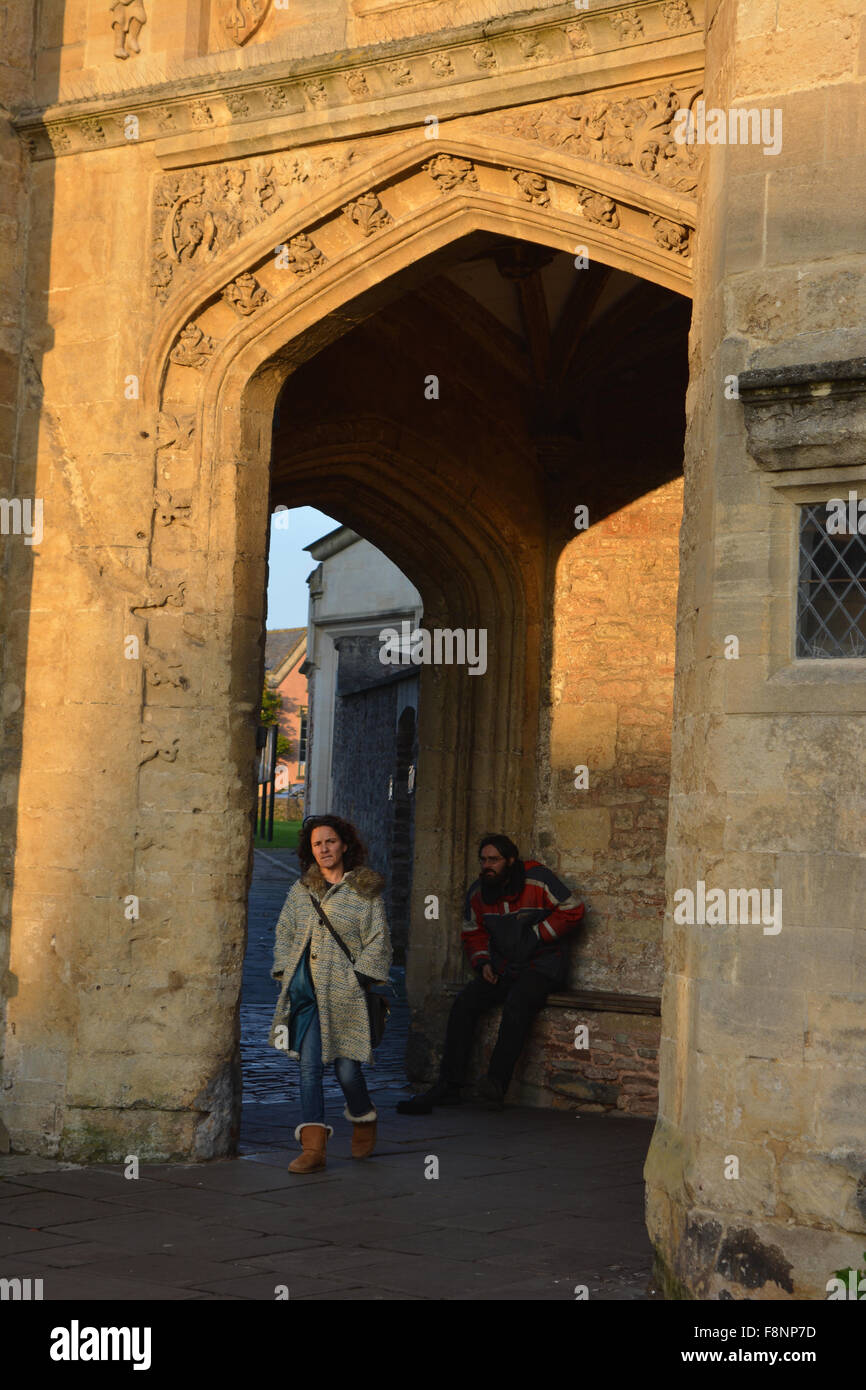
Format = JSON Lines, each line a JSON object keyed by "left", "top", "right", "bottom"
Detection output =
{"left": 0, "top": 850, "right": 658, "bottom": 1300}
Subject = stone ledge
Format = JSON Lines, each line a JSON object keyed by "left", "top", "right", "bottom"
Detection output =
{"left": 739, "top": 357, "right": 866, "bottom": 472}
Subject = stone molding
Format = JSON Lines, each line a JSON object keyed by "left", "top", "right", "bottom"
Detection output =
{"left": 144, "top": 134, "right": 696, "bottom": 406}
{"left": 739, "top": 359, "right": 866, "bottom": 472}
{"left": 16, "top": 0, "right": 704, "bottom": 164}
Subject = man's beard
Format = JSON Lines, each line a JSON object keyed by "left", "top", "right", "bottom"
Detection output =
{"left": 480, "top": 866, "right": 510, "bottom": 904}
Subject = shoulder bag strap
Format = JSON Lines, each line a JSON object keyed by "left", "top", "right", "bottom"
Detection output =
{"left": 307, "top": 891, "right": 357, "bottom": 967}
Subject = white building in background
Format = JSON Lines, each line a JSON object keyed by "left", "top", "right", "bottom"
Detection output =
{"left": 302, "top": 525, "right": 422, "bottom": 814}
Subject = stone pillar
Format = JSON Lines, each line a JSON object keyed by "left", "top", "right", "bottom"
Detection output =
{"left": 646, "top": 0, "right": 866, "bottom": 1298}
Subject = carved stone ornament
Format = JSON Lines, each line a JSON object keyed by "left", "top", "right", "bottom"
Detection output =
{"left": 738, "top": 359, "right": 866, "bottom": 471}
{"left": 139, "top": 731, "right": 181, "bottom": 765}
{"left": 662, "top": 0, "right": 695, "bottom": 30}
{"left": 342, "top": 191, "right": 393, "bottom": 237}
{"left": 650, "top": 215, "right": 690, "bottom": 255}
{"left": 609, "top": 8, "right": 644, "bottom": 40}
{"left": 424, "top": 153, "right": 479, "bottom": 193}
{"left": 170, "top": 322, "right": 216, "bottom": 369}
{"left": 564, "top": 21, "right": 593, "bottom": 53}
{"left": 388, "top": 62, "right": 414, "bottom": 87}
{"left": 189, "top": 101, "right": 214, "bottom": 127}
{"left": 46, "top": 125, "right": 72, "bottom": 154}
{"left": 304, "top": 80, "right": 328, "bottom": 108}
{"left": 156, "top": 412, "right": 196, "bottom": 451}
{"left": 222, "top": 271, "right": 271, "bottom": 315}
{"left": 510, "top": 169, "right": 550, "bottom": 207}
{"left": 111, "top": 0, "right": 147, "bottom": 60}
{"left": 345, "top": 71, "right": 370, "bottom": 98}
{"left": 220, "top": 0, "right": 271, "bottom": 46}
{"left": 144, "top": 658, "right": 190, "bottom": 690}
{"left": 80, "top": 118, "right": 106, "bottom": 145}
{"left": 516, "top": 34, "right": 549, "bottom": 62}
{"left": 473, "top": 45, "right": 497, "bottom": 70}
{"left": 431, "top": 53, "right": 455, "bottom": 79}
{"left": 155, "top": 489, "right": 192, "bottom": 526}
{"left": 576, "top": 186, "right": 620, "bottom": 228}
{"left": 281, "top": 233, "right": 326, "bottom": 277}
{"left": 488, "top": 89, "right": 700, "bottom": 196}
{"left": 225, "top": 92, "right": 251, "bottom": 117}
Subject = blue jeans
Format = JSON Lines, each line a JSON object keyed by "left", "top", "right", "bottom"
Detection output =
{"left": 298, "top": 1004, "right": 374, "bottom": 1123}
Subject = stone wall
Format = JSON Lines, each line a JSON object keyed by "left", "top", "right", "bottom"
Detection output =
{"left": 645, "top": 0, "right": 866, "bottom": 1301}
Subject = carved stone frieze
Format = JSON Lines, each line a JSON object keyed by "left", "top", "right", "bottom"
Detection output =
{"left": 510, "top": 169, "right": 550, "bottom": 207}
{"left": 342, "top": 191, "right": 393, "bottom": 236}
{"left": 170, "top": 322, "right": 216, "bottom": 369}
{"left": 189, "top": 101, "right": 214, "bottom": 127}
{"left": 144, "top": 658, "right": 190, "bottom": 690}
{"left": 224, "top": 92, "right": 251, "bottom": 117}
{"left": 485, "top": 89, "right": 700, "bottom": 196}
{"left": 222, "top": 272, "right": 271, "bottom": 315}
{"left": 424, "top": 153, "right": 479, "bottom": 193}
{"left": 151, "top": 150, "right": 357, "bottom": 304}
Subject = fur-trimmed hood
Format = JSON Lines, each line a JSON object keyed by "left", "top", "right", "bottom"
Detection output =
{"left": 300, "top": 864, "right": 385, "bottom": 900}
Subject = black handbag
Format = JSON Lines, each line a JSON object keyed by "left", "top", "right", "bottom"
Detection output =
{"left": 307, "top": 892, "right": 391, "bottom": 1048}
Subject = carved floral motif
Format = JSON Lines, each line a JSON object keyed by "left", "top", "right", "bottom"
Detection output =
{"left": 473, "top": 45, "right": 497, "bottom": 70}
{"left": 189, "top": 101, "right": 214, "bottom": 127}
{"left": 609, "top": 9, "right": 643, "bottom": 40}
{"left": 222, "top": 272, "right": 271, "bottom": 315}
{"left": 281, "top": 234, "right": 326, "bottom": 277}
{"left": 225, "top": 92, "right": 251, "bottom": 117}
{"left": 156, "top": 412, "right": 196, "bottom": 451}
{"left": 388, "top": 62, "right": 414, "bottom": 87}
{"left": 650, "top": 215, "right": 691, "bottom": 255}
{"left": 576, "top": 187, "right": 620, "bottom": 228}
{"left": 424, "top": 153, "right": 479, "bottom": 193}
{"left": 564, "top": 22, "right": 593, "bottom": 53}
{"left": 662, "top": 0, "right": 695, "bottom": 30}
{"left": 345, "top": 71, "right": 370, "bottom": 98}
{"left": 304, "top": 80, "right": 328, "bottom": 108}
{"left": 169, "top": 322, "right": 216, "bottom": 369}
{"left": 342, "top": 191, "right": 393, "bottom": 237}
{"left": 80, "top": 119, "right": 106, "bottom": 145}
{"left": 516, "top": 34, "right": 549, "bottom": 62}
{"left": 431, "top": 53, "right": 455, "bottom": 79}
{"left": 154, "top": 489, "right": 192, "bottom": 526}
{"left": 510, "top": 169, "right": 550, "bottom": 206}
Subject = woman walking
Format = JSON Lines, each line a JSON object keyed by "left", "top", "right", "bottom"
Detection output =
{"left": 269, "top": 815, "right": 392, "bottom": 1173}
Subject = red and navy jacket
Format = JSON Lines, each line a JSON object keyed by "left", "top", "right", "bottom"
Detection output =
{"left": 462, "top": 859, "right": 585, "bottom": 982}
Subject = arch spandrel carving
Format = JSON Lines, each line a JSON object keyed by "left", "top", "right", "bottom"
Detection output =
{"left": 145, "top": 131, "right": 697, "bottom": 419}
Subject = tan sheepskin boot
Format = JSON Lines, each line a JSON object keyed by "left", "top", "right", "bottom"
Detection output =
{"left": 345, "top": 1106, "right": 377, "bottom": 1159}
{"left": 288, "top": 1122, "right": 332, "bottom": 1173}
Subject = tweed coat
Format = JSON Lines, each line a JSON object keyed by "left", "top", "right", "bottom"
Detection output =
{"left": 268, "top": 864, "right": 392, "bottom": 1065}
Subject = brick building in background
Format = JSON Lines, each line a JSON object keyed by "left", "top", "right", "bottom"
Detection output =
{"left": 264, "top": 626, "right": 307, "bottom": 791}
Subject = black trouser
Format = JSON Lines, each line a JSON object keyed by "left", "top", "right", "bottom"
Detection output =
{"left": 439, "top": 969, "right": 554, "bottom": 1091}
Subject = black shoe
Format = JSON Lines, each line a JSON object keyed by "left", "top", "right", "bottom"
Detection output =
{"left": 476, "top": 1077, "right": 505, "bottom": 1110}
{"left": 396, "top": 1082, "right": 463, "bottom": 1115}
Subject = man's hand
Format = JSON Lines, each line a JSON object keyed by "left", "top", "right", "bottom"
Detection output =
{"left": 481, "top": 963, "right": 497, "bottom": 985}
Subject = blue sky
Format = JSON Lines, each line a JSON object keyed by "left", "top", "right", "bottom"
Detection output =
{"left": 265, "top": 505, "right": 339, "bottom": 629}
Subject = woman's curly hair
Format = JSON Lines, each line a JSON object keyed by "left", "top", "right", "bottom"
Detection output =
{"left": 298, "top": 815, "right": 368, "bottom": 874}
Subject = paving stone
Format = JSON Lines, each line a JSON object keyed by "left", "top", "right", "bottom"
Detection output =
{"left": 0, "top": 1182, "right": 37, "bottom": 1198}
{"left": 0, "top": 1193, "right": 133, "bottom": 1228}
{"left": 81, "top": 1252, "right": 267, "bottom": 1286}
{"left": 185, "top": 1270, "right": 364, "bottom": 1299}
{"left": 0, "top": 1223, "right": 78, "bottom": 1256}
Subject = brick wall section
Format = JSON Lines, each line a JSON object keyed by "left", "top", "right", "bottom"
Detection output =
{"left": 467, "top": 1005, "right": 660, "bottom": 1115}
